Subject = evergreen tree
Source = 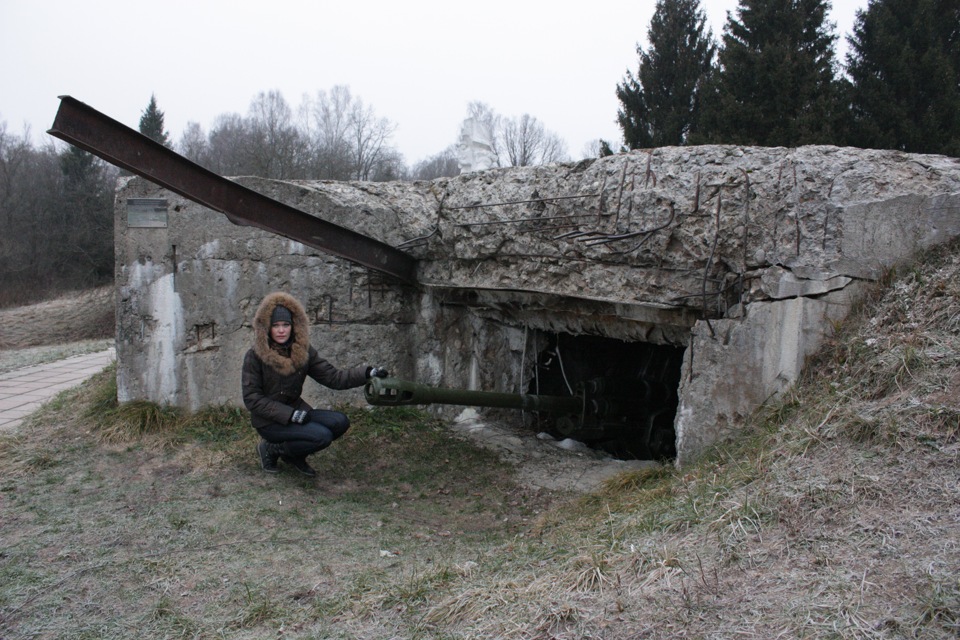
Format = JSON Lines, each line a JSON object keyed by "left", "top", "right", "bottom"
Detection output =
{"left": 697, "top": 0, "right": 842, "bottom": 146}
{"left": 138, "top": 94, "right": 171, "bottom": 147}
{"left": 57, "top": 146, "right": 115, "bottom": 284}
{"left": 845, "top": 0, "right": 960, "bottom": 155}
{"left": 616, "top": 0, "right": 716, "bottom": 148}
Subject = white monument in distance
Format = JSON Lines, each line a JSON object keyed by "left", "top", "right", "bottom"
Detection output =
{"left": 456, "top": 117, "right": 497, "bottom": 174}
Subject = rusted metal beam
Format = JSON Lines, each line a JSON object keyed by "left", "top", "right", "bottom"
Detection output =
{"left": 47, "top": 95, "right": 417, "bottom": 284}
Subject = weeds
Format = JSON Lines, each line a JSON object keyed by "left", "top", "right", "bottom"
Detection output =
{"left": 382, "top": 564, "right": 458, "bottom": 609}
{"left": 631, "top": 545, "right": 684, "bottom": 589}
{"left": 534, "top": 601, "right": 580, "bottom": 637}
{"left": 235, "top": 582, "right": 284, "bottom": 628}
{"left": 179, "top": 405, "right": 249, "bottom": 444}
{"left": 422, "top": 587, "right": 507, "bottom": 629}
{"left": 568, "top": 550, "right": 614, "bottom": 593}
{"left": 915, "top": 578, "right": 960, "bottom": 631}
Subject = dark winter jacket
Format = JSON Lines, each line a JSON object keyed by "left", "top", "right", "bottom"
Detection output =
{"left": 241, "top": 291, "right": 368, "bottom": 430}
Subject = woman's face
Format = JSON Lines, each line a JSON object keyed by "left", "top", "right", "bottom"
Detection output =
{"left": 270, "top": 321, "right": 292, "bottom": 345}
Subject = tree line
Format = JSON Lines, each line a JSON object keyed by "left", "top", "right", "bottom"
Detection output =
{"left": 1, "top": 0, "right": 957, "bottom": 306}
{"left": 170, "top": 89, "right": 569, "bottom": 182}
{"left": 614, "top": 0, "right": 959, "bottom": 155}
{"left": 0, "top": 124, "right": 116, "bottom": 306}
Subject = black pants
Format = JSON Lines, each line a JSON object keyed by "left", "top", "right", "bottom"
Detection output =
{"left": 257, "top": 409, "right": 350, "bottom": 459}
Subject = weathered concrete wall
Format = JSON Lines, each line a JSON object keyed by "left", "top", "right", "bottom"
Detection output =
{"left": 114, "top": 145, "right": 960, "bottom": 463}
{"left": 675, "top": 284, "right": 865, "bottom": 459}
{"left": 114, "top": 177, "right": 416, "bottom": 411}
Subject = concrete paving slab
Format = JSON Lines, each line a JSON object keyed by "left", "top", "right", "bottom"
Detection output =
{"left": 0, "top": 348, "right": 115, "bottom": 433}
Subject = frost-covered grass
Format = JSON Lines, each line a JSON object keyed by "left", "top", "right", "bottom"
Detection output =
{"left": 0, "top": 339, "right": 114, "bottom": 375}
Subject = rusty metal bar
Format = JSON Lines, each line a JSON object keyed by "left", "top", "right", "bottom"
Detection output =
{"left": 454, "top": 212, "right": 595, "bottom": 227}
{"left": 446, "top": 193, "right": 600, "bottom": 210}
{"left": 47, "top": 95, "right": 417, "bottom": 284}
{"left": 583, "top": 203, "right": 677, "bottom": 246}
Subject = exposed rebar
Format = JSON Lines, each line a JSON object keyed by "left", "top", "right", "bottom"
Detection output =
{"left": 446, "top": 193, "right": 600, "bottom": 210}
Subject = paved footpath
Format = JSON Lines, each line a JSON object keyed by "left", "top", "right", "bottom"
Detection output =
{"left": 0, "top": 348, "right": 115, "bottom": 433}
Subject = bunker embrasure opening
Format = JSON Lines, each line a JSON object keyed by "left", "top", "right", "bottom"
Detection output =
{"left": 527, "top": 332, "right": 685, "bottom": 461}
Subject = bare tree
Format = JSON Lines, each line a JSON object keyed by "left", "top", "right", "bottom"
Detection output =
{"left": 580, "top": 139, "right": 606, "bottom": 159}
{"left": 172, "top": 87, "right": 402, "bottom": 182}
{"left": 246, "top": 90, "right": 306, "bottom": 179}
{"left": 204, "top": 94, "right": 308, "bottom": 180}
{"left": 302, "top": 86, "right": 398, "bottom": 180}
{"left": 0, "top": 122, "right": 114, "bottom": 304}
{"left": 411, "top": 145, "right": 460, "bottom": 180}
{"left": 367, "top": 148, "right": 407, "bottom": 182}
{"left": 301, "top": 86, "right": 355, "bottom": 179}
{"left": 0, "top": 125, "right": 58, "bottom": 302}
{"left": 350, "top": 97, "right": 397, "bottom": 181}
{"left": 177, "top": 121, "right": 209, "bottom": 166}
{"left": 501, "top": 113, "right": 568, "bottom": 167}
{"left": 0, "top": 123, "right": 31, "bottom": 229}
{"left": 207, "top": 113, "right": 254, "bottom": 176}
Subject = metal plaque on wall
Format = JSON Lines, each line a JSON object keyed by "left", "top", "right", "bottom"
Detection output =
{"left": 127, "top": 198, "right": 168, "bottom": 228}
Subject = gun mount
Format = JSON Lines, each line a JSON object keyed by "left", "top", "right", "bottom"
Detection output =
{"left": 365, "top": 373, "right": 678, "bottom": 460}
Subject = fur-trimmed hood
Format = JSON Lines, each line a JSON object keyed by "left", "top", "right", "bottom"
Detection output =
{"left": 252, "top": 292, "right": 310, "bottom": 375}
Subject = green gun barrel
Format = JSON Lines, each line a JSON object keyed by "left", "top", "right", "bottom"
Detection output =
{"left": 364, "top": 377, "right": 583, "bottom": 415}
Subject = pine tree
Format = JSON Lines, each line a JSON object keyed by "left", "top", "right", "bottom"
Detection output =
{"left": 57, "top": 146, "right": 114, "bottom": 284}
{"left": 616, "top": 0, "right": 716, "bottom": 148}
{"left": 845, "top": 0, "right": 960, "bottom": 155}
{"left": 138, "top": 94, "right": 171, "bottom": 147}
{"left": 697, "top": 0, "right": 842, "bottom": 146}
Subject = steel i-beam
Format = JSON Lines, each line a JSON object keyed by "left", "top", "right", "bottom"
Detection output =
{"left": 47, "top": 95, "right": 417, "bottom": 284}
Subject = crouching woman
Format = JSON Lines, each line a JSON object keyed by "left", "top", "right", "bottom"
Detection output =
{"left": 241, "top": 291, "right": 387, "bottom": 477}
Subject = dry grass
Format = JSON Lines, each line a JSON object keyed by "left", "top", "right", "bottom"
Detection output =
{"left": 0, "top": 284, "right": 113, "bottom": 349}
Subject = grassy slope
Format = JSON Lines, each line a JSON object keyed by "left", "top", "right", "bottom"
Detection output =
{"left": 1, "top": 240, "right": 958, "bottom": 639}
{"left": 0, "top": 285, "right": 113, "bottom": 350}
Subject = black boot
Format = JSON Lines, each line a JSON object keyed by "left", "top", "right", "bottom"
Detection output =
{"left": 282, "top": 455, "right": 316, "bottom": 478}
{"left": 257, "top": 439, "right": 283, "bottom": 473}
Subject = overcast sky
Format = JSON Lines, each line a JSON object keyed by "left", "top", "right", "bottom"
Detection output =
{"left": 1, "top": 0, "right": 866, "bottom": 165}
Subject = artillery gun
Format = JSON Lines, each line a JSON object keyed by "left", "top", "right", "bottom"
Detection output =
{"left": 365, "top": 369, "right": 678, "bottom": 460}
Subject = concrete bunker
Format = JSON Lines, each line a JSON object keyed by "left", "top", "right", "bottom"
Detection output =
{"left": 106, "top": 149, "right": 960, "bottom": 466}
{"left": 51, "top": 101, "right": 959, "bottom": 467}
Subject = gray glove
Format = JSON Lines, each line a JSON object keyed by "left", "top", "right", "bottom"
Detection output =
{"left": 291, "top": 410, "right": 309, "bottom": 424}
{"left": 368, "top": 366, "right": 389, "bottom": 379}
